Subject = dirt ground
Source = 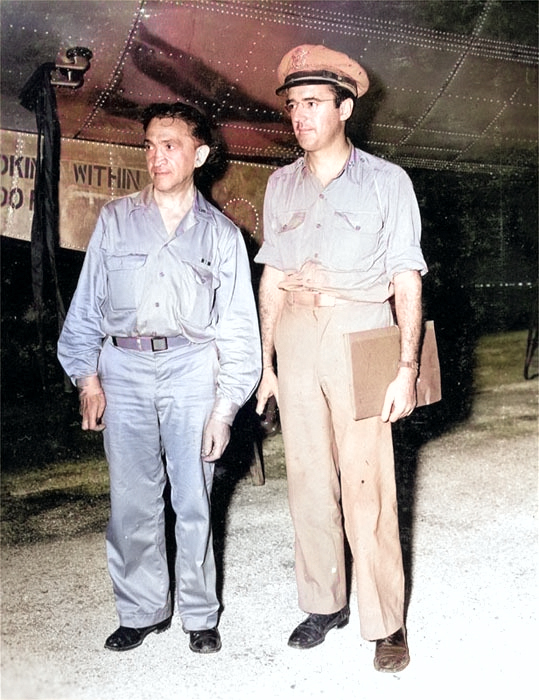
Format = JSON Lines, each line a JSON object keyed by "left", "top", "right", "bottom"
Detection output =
{"left": 1, "top": 378, "right": 537, "bottom": 700}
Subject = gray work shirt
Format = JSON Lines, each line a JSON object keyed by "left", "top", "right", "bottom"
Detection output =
{"left": 58, "top": 185, "right": 261, "bottom": 424}
{"left": 255, "top": 146, "right": 427, "bottom": 302}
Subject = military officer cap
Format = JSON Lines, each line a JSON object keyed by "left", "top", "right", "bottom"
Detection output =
{"left": 276, "top": 44, "right": 369, "bottom": 97}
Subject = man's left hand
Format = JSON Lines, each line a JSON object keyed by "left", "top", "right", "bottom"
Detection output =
{"left": 201, "top": 416, "right": 231, "bottom": 462}
{"left": 380, "top": 368, "right": 418, "bottom": 423}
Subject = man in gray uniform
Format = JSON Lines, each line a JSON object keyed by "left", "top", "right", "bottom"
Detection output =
{"left": 58, "top": 102, "right": 261, "bottom": 654}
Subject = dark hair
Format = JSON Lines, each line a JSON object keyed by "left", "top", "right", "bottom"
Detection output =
{"left": 283, "top": 82, "right": 356, "bottom": 110}
{"left": 141, "top": 102, "right": 213, "bottom": 147}
{"left": 328, "top": 84, "right": 357, "bottom": 109}
{"left": 141, "top": 102, "right": 228, "bottom": 196}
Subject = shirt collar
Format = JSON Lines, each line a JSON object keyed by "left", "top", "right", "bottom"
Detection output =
{"left": 131, "top": 184, "right": 155, "bottom": 209}
{"left": 299, "top": 140, "right": 356, "bottom": 181}
{"left": 346, "top": 141, "right": 359, "bottom": 168}
{"left": 132, "top": 185, "right": 212, "bottom": 222}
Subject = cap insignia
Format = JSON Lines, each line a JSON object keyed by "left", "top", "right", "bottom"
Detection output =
{"left": 290, "top": 46, "right": 309, "bottom": 71}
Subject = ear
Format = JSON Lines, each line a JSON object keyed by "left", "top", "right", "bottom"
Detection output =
{"left": 195, "top": 144, "right": 210, "bottom": 167}
{"left": 339, "top": 97, "right": 354, "bottom": 122}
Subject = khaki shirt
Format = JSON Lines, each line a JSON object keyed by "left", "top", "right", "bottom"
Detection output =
{"left": 255, "top": 147, "right": 427, "bottom": 302}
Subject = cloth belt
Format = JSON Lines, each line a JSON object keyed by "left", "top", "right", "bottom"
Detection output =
{"left": 111, "top": 336, "right": 190, "bottom": 352}
{"left": 287, "top": 291, "right": 352, "bottom": 307}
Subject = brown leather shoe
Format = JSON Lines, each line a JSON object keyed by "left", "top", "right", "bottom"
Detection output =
{"left": 373, "top": 627, "right": 410, "bottom": 672}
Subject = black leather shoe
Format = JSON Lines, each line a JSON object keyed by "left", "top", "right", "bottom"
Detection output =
{"left": 104, "top": 617, "right": 171, "bottom": 652}
{"left": 373, "top": 627, "right": 410, "bottom": 672}
{"left": 188, "top": 628, "right": 222, "bottom": 654}
{"left": 288, "top": 605, "right": 350, "bottom": 649}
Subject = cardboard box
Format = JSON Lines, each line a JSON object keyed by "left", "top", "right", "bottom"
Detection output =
{"left": 346, "top": 321, "right": 442, "bottom": 420}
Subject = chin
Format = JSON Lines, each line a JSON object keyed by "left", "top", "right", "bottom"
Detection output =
{"left": 295, "top": 133, "right": 315, "bottom": 148}
{"left": 152, "top": 176, "right": 172, "bottom": 188}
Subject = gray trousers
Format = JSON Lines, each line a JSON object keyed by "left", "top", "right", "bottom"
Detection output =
{"left": 98, "top": 338, "right": 219, "bottom": 631}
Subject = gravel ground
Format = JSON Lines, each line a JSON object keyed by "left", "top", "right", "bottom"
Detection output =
{"left": 1, "top": 380, "right": 537, "bottom": 700}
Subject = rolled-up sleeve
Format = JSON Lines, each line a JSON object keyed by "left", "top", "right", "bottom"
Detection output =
{"left": 383, "top": 168, "right": 427, "bottom": 280}
{"left": 254, "top": 173, "right": 284, "bottom": 270}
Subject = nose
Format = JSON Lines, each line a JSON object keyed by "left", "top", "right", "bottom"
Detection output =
{"left": 292, "top": 111, "right": 306, "bottom": 130}
{"left": 146, "top": 143, "right": 166, "bottom": 165}
{"left": 291, "top": 106, "right": 305, "bottom": 121}
{"left": 291, "top": 104, "right": 312, "bottom": 128}
{"left": 153, "top": 145, "right": 167, "bottom": 164}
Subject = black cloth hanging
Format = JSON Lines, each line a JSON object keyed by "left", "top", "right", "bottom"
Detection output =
{"left": 19, "top": 63, "right": 66, "bottom": 390}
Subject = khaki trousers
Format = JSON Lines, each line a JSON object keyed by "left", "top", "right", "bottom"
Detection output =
{"left": 275, "top": 297, "right": 404, "bottom": 641}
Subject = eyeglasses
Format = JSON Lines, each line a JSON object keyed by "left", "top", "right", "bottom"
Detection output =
{"left": 283, "top": 98, "right": 335, "bottom": 115}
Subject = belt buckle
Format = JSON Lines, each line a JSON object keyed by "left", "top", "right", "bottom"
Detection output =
{"left": 151, "top": 337, "right": 168, "bottom": 351}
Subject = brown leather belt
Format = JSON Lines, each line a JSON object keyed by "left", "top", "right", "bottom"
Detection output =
{"left": 287, "top": 291, "right": 352, "bottom": 307}
{"left": 112, "top": 336, "right": 190, "bottom": 352}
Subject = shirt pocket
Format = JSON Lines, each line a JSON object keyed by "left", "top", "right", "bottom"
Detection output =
{"left": 325, "top": 210, "right": 383, "bottom": 271}
{"left": 176, "top": 256, "right": 219, "bottom": 330}
{"left": 188, "top": 260, "right": 218, "bottom": 288}
{"left": 105, "top": 253, "right": 147, "bottom": 310}
{"left": 276, "top": 210, "right": 306, "bottom": 235}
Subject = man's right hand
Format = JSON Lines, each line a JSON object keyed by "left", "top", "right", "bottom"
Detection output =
{"left": 255, "top": 367, "right": 279, "bottom": 415}
{"left": 77, "top": 375, "right": 106, "bottom": 431}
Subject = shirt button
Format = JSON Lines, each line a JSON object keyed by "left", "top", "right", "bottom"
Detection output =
{"left": 159, "top": 271, "right": 165, "bottom": 277}
{"left": 155, "top": 302, "right": 160, "bottom": 308}
{"left": 314, "top": 253, "right": 319, "bottom": 258}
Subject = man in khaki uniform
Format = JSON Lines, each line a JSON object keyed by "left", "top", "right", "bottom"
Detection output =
{"left": 255, "top": 45, "right": 427, "bottom": 672}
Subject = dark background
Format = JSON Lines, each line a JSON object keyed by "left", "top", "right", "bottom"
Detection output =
{"left": 2, "top": 161, "right": 537, "bottom": 470}
{"left": 1, "top": 0, "right": 537, "bottom": 472}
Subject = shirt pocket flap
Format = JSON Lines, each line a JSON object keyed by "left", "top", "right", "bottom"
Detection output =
{"left": 335, "top": 211, "right": 383, "bottom": 235}
{"left": 278, "top": 211, "right": 306, "bottom": 233}
{"left": 178, "top": 252, "right": 219, "bottom": 287}
{"left": 105, "top": 253, "right": 147, "bottom": 271}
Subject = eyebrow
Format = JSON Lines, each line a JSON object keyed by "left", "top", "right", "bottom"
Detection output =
{"left": 143, "top": 137, "right": 176, "bottom": 146}
{"left": 286, "top": 95, "right": 319, "bottom": 103}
